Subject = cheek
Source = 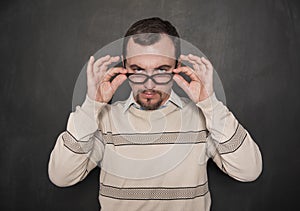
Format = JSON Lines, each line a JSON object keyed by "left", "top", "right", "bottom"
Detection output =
{"left": 129, "top": 83, "right": 144, "bottom": 98}
{"left": 129, "top": 83, "right": 140, "bottom": 91}
{"left": 156, "top": 83, "right": 173, "bottom": 94}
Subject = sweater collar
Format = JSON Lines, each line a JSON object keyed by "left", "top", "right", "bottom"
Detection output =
{"left": 123, "top": 90, "right": 183, "bottom": 113}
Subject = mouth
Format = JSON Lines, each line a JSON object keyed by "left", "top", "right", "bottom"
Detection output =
{"left": 139, "top": 90, "right": 160, "bottom": 99}
{"left": 135, "top": 90, "right": 165, "bottom": 110}
{"left": 143, "top": 91, "right": 156, "bottom": 98}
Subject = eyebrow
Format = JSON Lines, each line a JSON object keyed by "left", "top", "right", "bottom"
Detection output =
{"left": 128, "top": 64, "right": 173, "bottom": 70}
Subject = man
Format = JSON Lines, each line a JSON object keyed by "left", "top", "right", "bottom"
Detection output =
{"left": 48, "top": 17, "right": 262, "bottom": 210}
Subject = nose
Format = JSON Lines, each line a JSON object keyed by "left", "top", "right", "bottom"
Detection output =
{"left": 144, "top": 77, "right": 156, "bottom": 89}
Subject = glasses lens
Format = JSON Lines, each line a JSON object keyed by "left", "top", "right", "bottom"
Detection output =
{"left": 128, "top": 73, "right": 173, "bottom": 84}
{"left": 128, "top": 74, "right": 147, "bottom": 83}
{"left": 152, "top": 74, "right": 173, "bottom": 84}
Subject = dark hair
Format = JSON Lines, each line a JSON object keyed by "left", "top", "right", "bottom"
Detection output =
{"left": 122, "top": 17, "right": 181, "bottom": 67}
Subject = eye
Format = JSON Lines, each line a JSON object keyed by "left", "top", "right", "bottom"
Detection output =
{"left": 157, "top": 69, "right": 167, "bottom": 73}
{"left": 134, "top": 69, "right": 144, "bottom": 73}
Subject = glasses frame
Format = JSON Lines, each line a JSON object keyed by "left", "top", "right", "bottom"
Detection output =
{"left": 126, "top": 72, "right": 174, "bottom": 85}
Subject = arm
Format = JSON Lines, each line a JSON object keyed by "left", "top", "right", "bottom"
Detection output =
{"left": 196, "top": 93, "right": 262, "bottom": 182}
{"left": 48, "top": 96, "right": 106, "bottom": 187}
{"left": 48, "top": 55, "right": 128, "bottom": 187}
{"left": 173, "top": 54, "right": 262, "bottom": 182}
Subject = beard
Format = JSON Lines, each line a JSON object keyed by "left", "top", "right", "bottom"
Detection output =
{"left": 136, "top": 89, "right": 164, "bottom": 110}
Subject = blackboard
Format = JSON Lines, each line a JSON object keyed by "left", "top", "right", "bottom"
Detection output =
{"left": 1, "top": 0, "right": 299, "bottom": 210}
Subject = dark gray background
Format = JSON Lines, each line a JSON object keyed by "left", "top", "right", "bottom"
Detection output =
{"left": 1, "top": 0, "right": 299, "bottom": 210}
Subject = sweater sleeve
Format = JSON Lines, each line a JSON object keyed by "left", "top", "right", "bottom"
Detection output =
{"left": 48, "top": 95, "right": 106, "bottom": 187}
{"left": 196, "top": 93, "right": 262, "bottom": 182}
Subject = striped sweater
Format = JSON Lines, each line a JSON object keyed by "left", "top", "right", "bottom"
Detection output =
{"left": 48, "top": 91, "right": 262, "bottom": 211}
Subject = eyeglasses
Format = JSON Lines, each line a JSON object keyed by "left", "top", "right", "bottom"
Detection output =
{"left": 126, "top": 73, "right": 174, "bottom": 85}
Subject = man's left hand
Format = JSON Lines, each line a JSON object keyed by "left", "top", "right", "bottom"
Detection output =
{"left": 173, "top": 54, "right": 214, "bottom": 103}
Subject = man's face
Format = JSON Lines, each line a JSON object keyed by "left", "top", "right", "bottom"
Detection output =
{"left": 125, "top": 34, "right": 177, "bottom": 110}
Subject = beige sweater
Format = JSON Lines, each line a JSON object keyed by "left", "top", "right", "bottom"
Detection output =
{"left": 48, "top": 91, "right": 262, "bottom": 211}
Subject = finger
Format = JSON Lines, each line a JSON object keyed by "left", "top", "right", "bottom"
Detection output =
{"left": 179, "top": 55, "right": 192, "bottom": 67}
{"left": 188, "top": 54, "right": 203, "bottom": 65}
{"left": 189, "top": 59, "right": 201, "bottom": 73}
{"left": 173, "top": 74, "right": 190, "bottom": 94}
{"left": 180, "top": 54, "right": 200, "bottom": 61}
{"left": 176, "top": 55, "right": 192, "bottom": 69}
{"left": 179, "top": 54, "right": 190, "bottom": 63}
{"left": 102, "top": 67, "right": 127, "bottom": 82}
{"left": 94, "top": 55, "right": 111, "bottom": 68}
{"left": 87, "top": 56, "right": 95, "bottom": 79}
{"left": 100, "top": 56, "right": 120, "bottom": 72}
{"left": 93, "top": 55, "right": 111, "bottom": 73}
{"left": 188, "top": 54, "right": 207, "bottom": 73}
{"left": 180, "top": 54, "right": 202, "bottom": 73}
{"left": 201, "top": 57, "right": 213, "bottom": 70}
{"left": 173, "top": 66, "right": 199, "bottom": 81}
{"left": 110, "top": 74, "right": 127, "bottom": 92}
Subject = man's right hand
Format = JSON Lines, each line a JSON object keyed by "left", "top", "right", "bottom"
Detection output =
{"left": 87, "top": 55, "right": 127, "bottom": 103}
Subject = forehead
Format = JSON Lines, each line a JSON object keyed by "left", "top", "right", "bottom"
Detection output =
{"left": 126, "top": 34, "right": 176, "bottom": 60}
{"left": 126, "top": 54, "right": 175, "bottom": 69}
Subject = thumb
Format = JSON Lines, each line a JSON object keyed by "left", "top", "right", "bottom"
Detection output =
{"left": 173, "top": 74, "right": 190, "bottom": 94}
{"left": 111, "top": 74, "right": 127, "bottom": 92}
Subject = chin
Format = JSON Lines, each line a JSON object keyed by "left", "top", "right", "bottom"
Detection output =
{"left": 139, "top": 98, "right": 163, "bottom": 110}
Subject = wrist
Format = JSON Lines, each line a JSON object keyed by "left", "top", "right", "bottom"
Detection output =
{"left": 81, "top": 95, "right": 107, "bottom": 119}
{"left": 197, "top": 90, "right": 214, "bottom": 103}
{"left": 87, "top": 91, "right": 109, "bottom": 104}
{"left": 196, "top": 92, "right": 218, "bottom": 109}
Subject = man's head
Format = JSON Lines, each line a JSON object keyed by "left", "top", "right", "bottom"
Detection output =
{"left": 122, "top": 17, "right": 181, "bottom": 110}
